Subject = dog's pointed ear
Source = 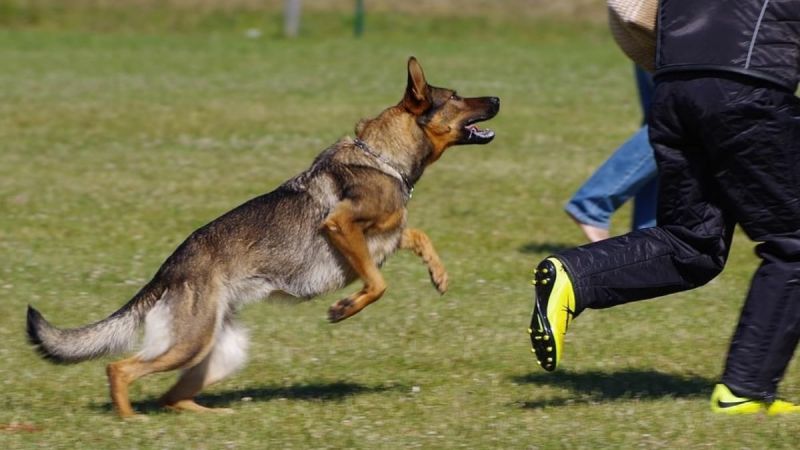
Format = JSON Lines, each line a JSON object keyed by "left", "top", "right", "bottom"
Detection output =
{"left": 403, "top": 56, "right": 431, "bottom": 115}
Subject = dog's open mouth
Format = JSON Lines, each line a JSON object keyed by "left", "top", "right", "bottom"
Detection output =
{"left": 455, "top": 97, "right": 499, "bottom": 145}
{"left": 464, "top": 122, "right": 495, "bottom": 144}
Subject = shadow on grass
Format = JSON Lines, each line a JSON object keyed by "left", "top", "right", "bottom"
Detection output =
{"left": 513, "top": 369, "right": 714, "bottom": 409}
{"left": 93, "top": 381, "right": 404, "bottom": 415}
{"left": 517, "top": 242, "right": 574, "bottom": 255}
{"left": 199, "top": 381, "right": 403, "bottom": 407}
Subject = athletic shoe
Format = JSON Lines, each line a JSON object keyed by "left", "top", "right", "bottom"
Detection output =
{"left": 528, "top": 257, "right": 575, "bottom": 371}
{"left": 710, "top": 384, "right": 800, "bottom": 415}
{"left": 710, "top": 384, "right": 765, "bottom": 414}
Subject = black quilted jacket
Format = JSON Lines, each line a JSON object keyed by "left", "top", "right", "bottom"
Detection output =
{"left": 655, "top": 0, "right": 800, "bottom": 91}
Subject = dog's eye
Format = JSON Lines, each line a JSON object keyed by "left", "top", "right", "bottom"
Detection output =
{"left": 450, "top": 93, "right": 460, "bottom": 101}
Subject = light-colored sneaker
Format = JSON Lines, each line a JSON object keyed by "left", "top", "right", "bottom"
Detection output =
{"left": 528, "top": 257, "right": 575, "bottom": 371}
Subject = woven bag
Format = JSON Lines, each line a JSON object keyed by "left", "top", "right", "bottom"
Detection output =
{"left": 607, "top": 0, "right": 658, "bottom": 71}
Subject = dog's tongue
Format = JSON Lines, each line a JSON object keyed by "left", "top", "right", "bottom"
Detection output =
{"left": 467, "top": 124, "right": 494, "bottom": 139}
{"left": 467, "top": 124, "right": 483, "bottom": 134}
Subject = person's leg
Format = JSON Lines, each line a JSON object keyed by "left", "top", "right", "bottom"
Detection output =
{"left": 630, "top": 124, "right": 658, "bottom": 231}
{"left": 691, "top": 80, "right": 800, "bottom": 402}
{"left": 722, "top": 233, "right": 800, "bottom": 402}
{"left": 564, "top": 126, "right": 658, "bottom": 241}
{"left": 631, "top": 66, "right": 658, "bottom": 231}
{"left": 532, "top": 207, "right": 734, "bottom": 369}
{"left": 565, "top": 67, "right": 655, "bottom": 242}
{"left": 634, "top": 65, "right": 654, "bottom": 123}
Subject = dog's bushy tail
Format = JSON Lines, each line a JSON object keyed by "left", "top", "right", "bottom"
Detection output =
{"left": 26, "top": 281, "right": 165, "bottom": 364}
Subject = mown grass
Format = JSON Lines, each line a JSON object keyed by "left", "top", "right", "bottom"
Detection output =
{"left": 1, "top": 5, "right": 798, "bottom": 450}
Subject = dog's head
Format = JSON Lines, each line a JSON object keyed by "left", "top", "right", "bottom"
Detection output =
{"left": 401, "top": 57, "right": 499, "bottom": 163}
{"left": 355, "top": 57, "right": 499, "bottom": 175}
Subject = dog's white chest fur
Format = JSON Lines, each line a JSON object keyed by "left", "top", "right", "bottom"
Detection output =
{"left": 366, "top": 224, "right": 405, "bottom": 267}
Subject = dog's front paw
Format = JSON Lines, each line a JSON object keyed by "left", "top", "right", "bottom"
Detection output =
{"left": 430, "top": 267, "right": 448, "bottom": 294}
{"left": 328, "top": 298, "right": 355, "bottom": 323}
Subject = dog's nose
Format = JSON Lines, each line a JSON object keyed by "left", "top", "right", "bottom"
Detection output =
{"left": 488, "top": 97, "right": 500, "bottom": 113}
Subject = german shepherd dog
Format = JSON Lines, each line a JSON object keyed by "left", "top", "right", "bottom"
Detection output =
{"left": 26, "top": 57, "right": 499, "bottom": 417}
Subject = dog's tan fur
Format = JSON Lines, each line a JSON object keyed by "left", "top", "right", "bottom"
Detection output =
{"left": 26, "top": 57, "right": 499, "bottom": 417}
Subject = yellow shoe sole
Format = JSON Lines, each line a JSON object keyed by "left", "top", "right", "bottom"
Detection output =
{"left": 528, "top": 258, "right": 575, "bottom": 371}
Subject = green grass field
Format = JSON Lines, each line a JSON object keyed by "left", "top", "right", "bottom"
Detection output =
{"left": 1, "top": 3, "right": 798, "bottom": 449}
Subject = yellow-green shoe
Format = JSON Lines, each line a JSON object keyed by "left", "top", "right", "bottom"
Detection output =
{"left": 710, "top": 384, "right": 800, "bottom": 415}
{"left": 710, "top": 384, "right": 765, "bottom": 414}
{"left": 528, "top": 257, "right": 575, "bottom": 371}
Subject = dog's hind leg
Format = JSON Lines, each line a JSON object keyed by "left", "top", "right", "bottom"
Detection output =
{"left": 159, "top": 317, "right": 249, "bottom": 413}
{"left": 400, "top": 228, "right": 448, "bottom": 294}
{"left": 106, "top": 283, "right": 221, "bottom": 418}
{"left": 107, "top": 339, "right": 215, "bottom": 418}
{"left": 106, "top": 355, "right": 148, "bottom": 418}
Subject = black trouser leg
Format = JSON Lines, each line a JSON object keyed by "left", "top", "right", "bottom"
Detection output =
{"left": 557, "top": 224, "right": 732, "bottom": 312}
{"left": 704, "top": 80, "right": 800, "bottom": 400}
{"left": 722, "top": 233, "right": 800, "bottom": 400}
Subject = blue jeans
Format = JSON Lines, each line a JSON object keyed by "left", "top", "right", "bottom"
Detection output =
{"left": 565, "top": 125, "right": 658, "bottom": 230}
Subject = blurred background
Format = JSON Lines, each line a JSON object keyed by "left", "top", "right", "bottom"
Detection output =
{"left": 1, "top": 1, "right": 605, "bottom": 32}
